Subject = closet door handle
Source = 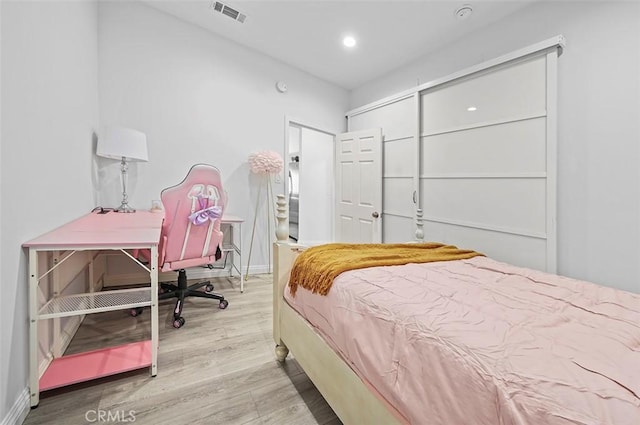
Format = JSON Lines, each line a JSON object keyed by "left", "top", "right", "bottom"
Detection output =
{"left": 372, "top": 212, "right": 379, "bottom": 218}
{"left": 412, "top": 191, "right": 417, "bottom": 204}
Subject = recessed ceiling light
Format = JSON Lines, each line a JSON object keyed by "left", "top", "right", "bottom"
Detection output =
{"left": 343, "top": 36, "right": 357, "bottom": 48}
{"left": 467, "top": 106, "right": 477, "bottom": 111}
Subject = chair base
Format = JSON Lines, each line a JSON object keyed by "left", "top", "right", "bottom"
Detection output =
{"left": 159, "top": 269, "right": 228, "bottom": 328}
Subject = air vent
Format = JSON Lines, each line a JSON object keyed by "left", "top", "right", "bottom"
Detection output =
{"left": 210, "top": 1, "right": 247, "bottom": 24}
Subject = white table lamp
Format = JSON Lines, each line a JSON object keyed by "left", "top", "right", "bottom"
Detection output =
{"left": 97, "top": 127, "right": 148, "bottom": 213}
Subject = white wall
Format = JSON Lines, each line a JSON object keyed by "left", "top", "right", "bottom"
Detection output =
{"left": 0, "top": 0, "right": 99, "bottom": 422}
{"left": 289, "top": 125, "right": 301, "bottom": 155}
{"left": 350, "top": 1, "right": 640, "bottom": 293}
{"left": 97, "top": 1, "right": 348, "bottom": 273}
{"left": 0, "top": 0, "right": 4, "bottom": 420}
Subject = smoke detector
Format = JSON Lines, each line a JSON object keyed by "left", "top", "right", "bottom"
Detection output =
{"left": 454, "top": 5, "right": 473, "bottom": 20}
{"left": 210, "top": 1, "right": 247, "bottom": 23}
{"left": 275, "top": 81, "right": 288, "bottom": 93}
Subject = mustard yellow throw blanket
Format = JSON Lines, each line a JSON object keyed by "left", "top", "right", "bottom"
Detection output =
{"left": 289, "top": 242, "right": 483, "bottom": 296}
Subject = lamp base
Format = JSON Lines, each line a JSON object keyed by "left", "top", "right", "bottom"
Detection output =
{"left": 115, "top": 203, "right": 136, "bottom": 213}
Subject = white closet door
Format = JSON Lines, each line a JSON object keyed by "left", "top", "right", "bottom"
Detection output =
{"left": 419, "top": 53, "right": 556, "bottom": 272}
{"left": 349, "top": 97, "right": 417, "bottom": 242}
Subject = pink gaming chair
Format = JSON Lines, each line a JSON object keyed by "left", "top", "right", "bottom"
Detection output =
{"left": 154, "top": 164, "right": 229, "bottom": 328}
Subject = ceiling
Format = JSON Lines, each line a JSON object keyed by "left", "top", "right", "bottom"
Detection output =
{"left": 143, "top": 1, "right": 536, "bottom": 90}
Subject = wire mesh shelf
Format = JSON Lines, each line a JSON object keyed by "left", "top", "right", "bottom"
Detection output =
{"left": 38, "top": 288, "right": 151, "bottom": 319}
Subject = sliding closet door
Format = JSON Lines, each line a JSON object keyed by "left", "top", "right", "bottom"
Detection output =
{"left": 348, "top": 96, "right": 418, "bottom": 242}
{"left": 419, "top": 53, "right": 556, "bottom": 272}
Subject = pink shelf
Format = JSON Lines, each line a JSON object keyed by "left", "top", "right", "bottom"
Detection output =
{"left": 39, "top": 340, "right": 152, "bottom": 391}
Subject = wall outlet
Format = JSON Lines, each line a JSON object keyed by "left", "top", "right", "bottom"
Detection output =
{"left": 274, "top": 173, "right": 281, "bottom": 183}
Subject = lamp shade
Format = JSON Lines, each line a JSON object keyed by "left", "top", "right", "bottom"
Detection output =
{"left": 97, "top": 127, "right": 148, "bottom": 162}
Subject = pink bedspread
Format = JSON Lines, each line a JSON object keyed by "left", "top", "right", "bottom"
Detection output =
{"left": 284, "top": 256, "right": 640, "bottom": 425}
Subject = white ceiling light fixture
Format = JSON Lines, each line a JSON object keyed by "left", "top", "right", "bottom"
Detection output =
{"left": 343, "top": 36, "right": 357, "bottom": 48}
{"left": 454, "top": 4, "right": 473, "bottom": 20}
{"left": 467, "top": 106, "right": 477, "bottom": 111}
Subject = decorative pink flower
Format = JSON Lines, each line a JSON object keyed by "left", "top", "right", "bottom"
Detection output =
{"left": 249, "top": 151, "right": 284, "bottom": 174}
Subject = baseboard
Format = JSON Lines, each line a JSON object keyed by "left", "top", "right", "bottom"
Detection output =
{"left": 245, "top": 264, "right": 271, "bottom": 275}
{"left": 38, "top": 314, "right": 84, "bottom": 377}
{"left": 38, "top": 353, "right": 53, "bottom": 379}
{"left": 1, "top": 388, "right": 29, "bottom": 425}
{"left": 104, "top": 264, "right": 272, "bottom": 287}
{"left": 183, "top": 264, "right": 273, "bottom": 277}
{"left": 53, "top": 315, "right": 84, "bottom": 359}
{"left": 195, "top": 264, "right": 272, "bottom": 276}
{"left": 104, "top": 271, "right": 178, "bottom": 287}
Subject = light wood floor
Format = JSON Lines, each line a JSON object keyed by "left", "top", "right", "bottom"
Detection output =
{"left": 25, "top": 274, "right": 341, "bottom": 425}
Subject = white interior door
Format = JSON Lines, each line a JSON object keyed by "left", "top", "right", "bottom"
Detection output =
{"left": 335, "top": 128, "right": 383, "bottom": 243}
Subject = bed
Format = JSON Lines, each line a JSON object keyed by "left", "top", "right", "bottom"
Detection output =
{"left": 271, "top": 197, "right": 640, "bottom": 425}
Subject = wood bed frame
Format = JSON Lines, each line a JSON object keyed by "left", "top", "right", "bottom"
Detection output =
{"left": 272, "top": 195, "right": 424, "bottom": 424}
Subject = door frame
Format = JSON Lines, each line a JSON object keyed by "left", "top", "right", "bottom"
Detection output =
{"left": 283, "top": 115, "right": 337, "bottom": 242}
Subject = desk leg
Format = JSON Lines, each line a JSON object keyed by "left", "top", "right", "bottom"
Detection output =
{"left": 52, "top": 251, "right": 62, "bottom": 358}
{"left": 150, "top": 245, "right": 158, "bottom": 377}
{"left": 29, "top": 249, "right": 39, "bottom": 407}
{"left": 239, "top": 223, "right": 244, "bottom": 293}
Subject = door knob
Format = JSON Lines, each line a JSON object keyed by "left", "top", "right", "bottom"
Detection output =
{"left": 372, "top": 212, "right": 379, "bottom": 218}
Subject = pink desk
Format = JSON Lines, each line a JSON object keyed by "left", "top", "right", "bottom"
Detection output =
{"left": 23, "top": 211, "right": 164, "bottom": 407}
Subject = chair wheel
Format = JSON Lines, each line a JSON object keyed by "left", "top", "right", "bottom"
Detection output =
{"left": 173, "top": 317, "right": 185, "bottom": 328}
{"left": 219, "top": 300, "right": 228, "bottom": 309}
{"left": 205, "top": 284, "right": 214, "bottom": 292}
{"left": 130, "top": 307, "right": 143, "bottom": 317}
